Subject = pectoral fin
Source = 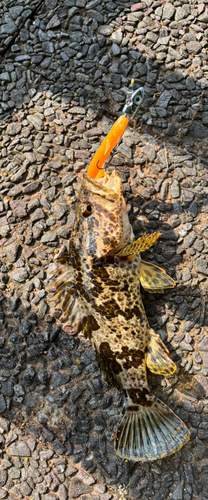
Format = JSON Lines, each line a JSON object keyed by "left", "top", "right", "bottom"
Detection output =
{"left": 146, "top": 329, "right": 176, "bottom": 376}
{"left": 116, "top": 232, "right": 162, "bottom": 257}
{"left": 139, "top": 259, "right": 175, "bottom": 291}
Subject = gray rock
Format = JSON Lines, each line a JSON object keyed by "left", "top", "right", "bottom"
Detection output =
{"left": 172, "top": 479, "right": 184, "bottom": 500}
{"left": 122, "top": 61, "right": 132, "bottom": 76}
{"left": 11, "top": 89, "right": 23, "bottom": 104}
{"left": 6, "top": 122, "right": 22, "bottom": 135}
{"left": 69, "top": 477, "right": 93, "bottom": 497}
{"left": 51, "top": 372, "right": 71, "bottom": 387}
{"left": 186, "top": 76, "right": 195, "bottom": 90}
{"left": 186, "top": 41, "right": 201, "bottom": 54}
{"left": 88, "top": 43, "right": 100, "bottom": 59}
{"left": 198, "top": 337, "right": 208, "bottom": 351}
{"left": 0, "top": 417, "right": 10, "bottom": 431}
{"left": 166, "top": 123, "right": 176, "bottom": 136}
{"left": 6, "top": 244, "right": 20, "bottom": 263}
{"left": 86, "top": 0, "right": 101, "bottom": 8}
{"left": 171, "top": 180, "right": 180, "bottom": 198}
{"left": 156, "top": 90, "right": 172, "bottom": 108}
{"left": 0, "top": 24, "right": 17, "bottom": 35}
{"left": 20, "top": 483, "right": 32, "bottom": 496}
{"left": 51, "top": 439, "right": 66, "bottom": 454}
{"left": 189, "top": 122, "right": 208, "bottom": 139}
{"left": 98, "top": 25, "right": 113, "bottom": 36}
{"left": 53, "top": 205, "right": 66, "bottom": 220}
{"left": 19, "top": 28, "right": 30, "bottom": 41}
{"left": 46, "top": 14, "right": 61, "bottom": 30}
{"left": 182, "top": 189, "right": 195, "bottom": 203}
{"left": 42, "top": 42, "right": 54, "bottom": 53}
{"left": 9, "top": 6, "right": 24, "bottom": 19}
{"left": 8, "top": 466, "right": 20, "bottom": 479}
{"left": 0, "top": 470, "right": 7, "bottom": 487}
{"left": 194, "top": 375, "right": 208, "bottom": 397}
{"left": 9, "top": 441, "right": 31, "bottom": 457}
{"left": 163, "top": 3, "right": 175, "bottom": 19}
{"left": 1, "top": 381, "right": 13, "bottom": 397}
{"left": 202, "top": 112, "right": 208, "bottom": 125}
{"left": 23, "top": 181, "right": 41, "bottom": 194}
{"left": 31, "top": 208, "right": 45, "bottom": 222}
{"left": 111, "top": 31, "right": 123, "bottom": 44}
{"left": 27, "top": 115, "right": 43, "bottom": 131}
{"left": 198, "top": 8, "right": 208, "bottom": 22}
{"left": 187, "top": 201, "right": 197, "bottom": 217}
{"left": 10, "top": 269, "right": 28, "bottom": 283}
{"left": 175, "top": 7, "right": 187, "bottom": 21}
{"left": 111, "top": 43, "right": 120, "bottom": 55}
{"left": 195, "top": 257, "right": 208, "bottom": 276}
{"left": 63, "top": 47, "right": 77, "bottom": 58}
{"left": 184, "top": 232, "right": 196, "bottom": 249}
{"left": 41, "top": 232, "right": 57, "bottom": 243}
{"left": 0, "top": 396, "right": 6, "bottom": 415}
{"left": 46, "top": 0, "right": 58, "bottom": 7}
{"left": 0, "top": 73, "right": 10, "bottom": 82}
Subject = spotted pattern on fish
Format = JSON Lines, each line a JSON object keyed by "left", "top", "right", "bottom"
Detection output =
{"left": 50, "top": 170, "right": 190, "bottom": 462}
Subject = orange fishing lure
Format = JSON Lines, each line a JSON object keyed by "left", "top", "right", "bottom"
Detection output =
{"left": 87, "top": 83, "right": 144, "bottom": 179}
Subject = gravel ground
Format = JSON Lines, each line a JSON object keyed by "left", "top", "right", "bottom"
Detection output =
{"left": 0, "top": 0, "right": 208, "bottom": 499}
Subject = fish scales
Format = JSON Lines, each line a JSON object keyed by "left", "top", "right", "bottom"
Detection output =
{"left": 50, "top": 170, "right": 190, "bottom": 462}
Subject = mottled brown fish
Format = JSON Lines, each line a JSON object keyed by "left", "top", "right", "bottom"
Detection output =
{"left": 50, "top": 170, "right": 190, "bottom": 462}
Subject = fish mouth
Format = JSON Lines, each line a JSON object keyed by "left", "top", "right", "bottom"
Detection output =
{"left": 83, "top": 170, "right": 122, "bottom": 200}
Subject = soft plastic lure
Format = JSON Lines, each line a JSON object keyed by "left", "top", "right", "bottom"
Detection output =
{"left": 87, "top": 82, "right": 144, "bottom": 179}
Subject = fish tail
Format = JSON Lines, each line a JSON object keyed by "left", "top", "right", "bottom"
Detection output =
{"left": 115, "top": 398, "right": 190, "bottom": 462}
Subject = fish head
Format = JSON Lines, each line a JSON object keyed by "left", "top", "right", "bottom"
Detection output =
{"left": 70, "top": 170, "right": 133, "bottom": 261}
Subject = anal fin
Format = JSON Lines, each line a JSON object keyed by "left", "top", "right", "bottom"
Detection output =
{"left": 115, "top": 398, "right": 190, "bottom": 462}
{"left": 139, "top": 259, "right": 175, "bottom": 292}
{"left": 147, "top": 329, "right": 176, "bottom": 376}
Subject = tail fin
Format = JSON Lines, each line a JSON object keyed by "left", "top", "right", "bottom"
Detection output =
{"left": 115, "top": 398, "right": 190, "bottom": 462}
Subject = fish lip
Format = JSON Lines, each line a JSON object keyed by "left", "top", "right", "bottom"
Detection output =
{"left": 83, "top": 170, "right": 122, "bottom": 198}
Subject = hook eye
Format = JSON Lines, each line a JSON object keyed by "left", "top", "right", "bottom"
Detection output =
{"left": 132, "top": 88, "right": 144, "bottom": 106}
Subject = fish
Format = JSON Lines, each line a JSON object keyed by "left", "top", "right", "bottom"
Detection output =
{"left": 50, "top": 170, "right": 190, "bottom": 462}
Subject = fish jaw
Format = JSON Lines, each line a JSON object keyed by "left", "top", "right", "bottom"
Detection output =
{"left": 70, "top": 170, "right": 132, "bottom": 262}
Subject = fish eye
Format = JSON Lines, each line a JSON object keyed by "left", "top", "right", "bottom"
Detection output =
{"left": 83, "top": 203, "right": 93, "bottom": 218}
